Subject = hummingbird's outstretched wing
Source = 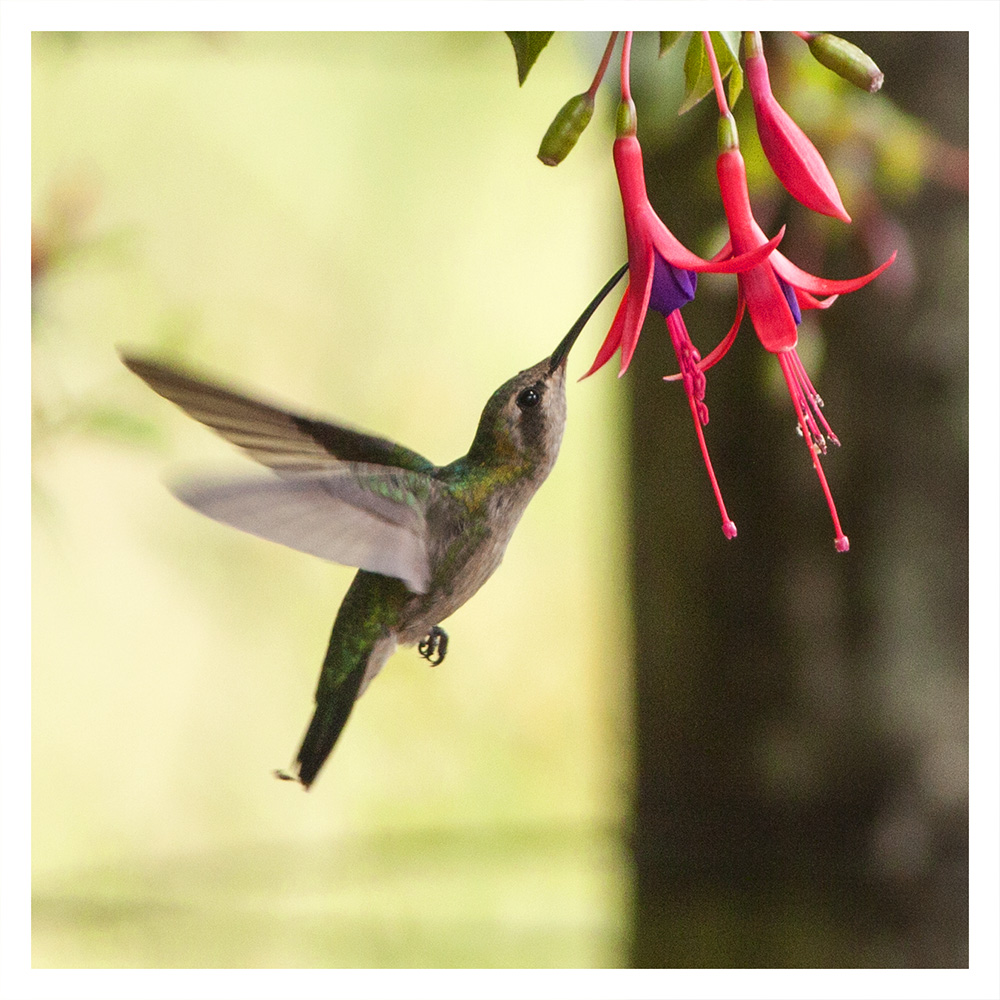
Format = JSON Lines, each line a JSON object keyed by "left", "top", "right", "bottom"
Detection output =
{"left": 120, "top": 351, "right": 436, "bottom": 475}
{"left": 172, "top": 465, "right": 433, "bottom": 593}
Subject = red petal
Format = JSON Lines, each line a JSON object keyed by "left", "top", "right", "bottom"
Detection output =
{"left": 618, "top": 253, "right": 655, "bottom": 375}
{"left": 710, "top": 239, "right": 733, "bottom": 262}
{"left": 771, "top": 248, "right": 897, "bottom": 296}
{"left": 613, "top": 136, "right": 652, "bottom": 216}
{"left": 620, "top": 139, "right": 784, "bottom": 276}
{"left": 717, "top": 148, "right": 759, "bottom": 251}
{"left": 579, "top": 289, "right": 630, "bottom": 380}
{"left": 795, "top": 288, "right": 839, "bottom": 311}
{"left": 742, "top": 265, "right": 798, "bottom": 353}
{"left": 650, "top": 216, "right": 785, "bottom": 274}
{"left": 747, "top": 53, "right": 851, "bottom": 223}
{"left": 700, "top": 292, "right": 746, "bottom": 370}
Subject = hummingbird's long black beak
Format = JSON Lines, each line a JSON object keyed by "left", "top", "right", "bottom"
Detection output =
{"left": 547, "top": 262, "right": 629, "bottom": 375}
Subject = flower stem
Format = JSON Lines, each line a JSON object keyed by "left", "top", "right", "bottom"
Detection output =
{"left": 620, "top": 31, "right": 633, "bottom": 102}
{"left": 700, "top": 30, "right": 729, "bottom": 116}
{"left": 793, "top": 31, "right": 816, "bottom": 42}
{"left": 586, "top": 32, "right": 619, "bottom": 100}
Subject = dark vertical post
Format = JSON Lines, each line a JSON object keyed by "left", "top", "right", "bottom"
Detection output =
{"left": 628, "top": 32, "right": 968, "bottom": 967}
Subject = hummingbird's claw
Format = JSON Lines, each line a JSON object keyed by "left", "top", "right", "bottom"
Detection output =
{"left": 418, "top": 626, "right": 448, "bottom": 665}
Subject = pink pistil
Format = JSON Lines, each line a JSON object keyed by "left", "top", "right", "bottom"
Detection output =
{"left": 666, "top": 310, "right": 737, "bottom": 539}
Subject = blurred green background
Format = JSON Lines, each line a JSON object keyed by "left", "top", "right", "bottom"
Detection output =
{"left": 31, "top": 31, "right": 969, "bottom": 969}
{"left": 32, "top": 32, "right": 631, "bottom": 968}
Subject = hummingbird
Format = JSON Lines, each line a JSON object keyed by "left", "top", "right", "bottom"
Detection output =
{"left": 120, "top": 264, "right": 626, "bottom": 789}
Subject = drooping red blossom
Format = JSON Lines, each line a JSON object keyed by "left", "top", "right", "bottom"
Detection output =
{"left": 744, "top": 31, "right": 851, "bottom": 223}
{"left": 582, "top": 31, "right": 785, "bottom": 540}
{"left": 583, "top": 32, "right": 784, "bottom": 382}
{"left": 715, "top": 138, "right": 895, "bottom": 354}
{"left": 581, "top": 121, "right": 785, "bottom": 380}
{"left": 712, "top": 117, "right": 895, "bottom": 551}
{"left": 683, "top": 29, "right": 897, "bottom": 550}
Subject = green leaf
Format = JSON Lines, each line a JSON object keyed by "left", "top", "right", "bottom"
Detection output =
{"left": 658, "top": 31, "right": 686, "bottom": 57}
{"left": 505, "top": 31, "right": 554, "bottom": 86}
{"left": 678, "top": 31, "right": 741, "bottom": 115}
{"left": 727, "top": 60, "right": 743, "bottom": 108}
{"left": 716, "top": 31, "right": 741, "bottom": 61}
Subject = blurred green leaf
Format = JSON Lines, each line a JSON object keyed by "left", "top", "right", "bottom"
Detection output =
{"left": 679, "top": 32, "right": 741, "bottom": 115}
{"left": 658, "top": 32, "right": 687, "bottom": 57}
{"left": 506, "top": 31, "right": 554, "bottom": 85}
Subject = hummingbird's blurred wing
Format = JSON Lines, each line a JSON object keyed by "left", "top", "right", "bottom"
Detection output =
{"left": 120, "top": 351, "right": 436, "bottom": 475}
{"left": 171, "top": 465, "right": 432, "bottom": 593}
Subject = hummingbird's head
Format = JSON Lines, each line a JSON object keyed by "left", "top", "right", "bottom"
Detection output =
{"left": 467, "top": 264, "right": 628, "bottom": 480}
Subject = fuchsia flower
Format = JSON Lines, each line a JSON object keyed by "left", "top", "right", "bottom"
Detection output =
{"left": 581, "top": 118, "right": 784, "bottom": 379}
{"left": 744, "top": 30, "right": 852, "bottom": 223}
{"left": 585, "top": 31, "right": 896, "bottom": 551}
{"left": 712, "top": 113, "right": 896, "bottom": 551}
{"left": 582, "top": 33, "right": 783, "bottom": 539}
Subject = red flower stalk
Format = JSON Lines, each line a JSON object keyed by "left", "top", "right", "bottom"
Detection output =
{"left": 744, "top": 31, "right": 851, "bottom": 223}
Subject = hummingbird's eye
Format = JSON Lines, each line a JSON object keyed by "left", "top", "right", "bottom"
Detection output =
{"left": 516, "top": 386, "right": 541, "bottom": 410}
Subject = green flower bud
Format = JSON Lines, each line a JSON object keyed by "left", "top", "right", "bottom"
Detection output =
{"left": 807, "top": 33, "right": 884, "bottom": 93}
{"left": 743, "top": 30, "right": 763, "bottom": 60}
{"left": 615, "top": 98, "right": 637, "bottom": 138}
{"left": 717, "top": 110, "right": 739, "bottom": 152}
{"left": 537, "top": 92, "right": 595, "bottom": 166}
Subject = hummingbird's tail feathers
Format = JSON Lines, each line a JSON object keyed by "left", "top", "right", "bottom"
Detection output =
{"left": 119, "top": 350, "right": 436, "bottom": 475}
{"left": 288, "top": 621, "right": 393, "bottom": 789}
{"left": 292, "top": 678, "right": 363, "bottom": 789}
{"left": 169, "top": 467, "right": 432, "bottom": 593}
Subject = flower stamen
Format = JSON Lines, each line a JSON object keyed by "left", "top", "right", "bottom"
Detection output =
{"left": 777, "top": 350, "right": 849, "bottom": 552}
{"left": 787, "top": 348, "right": 840, "bottom": 448}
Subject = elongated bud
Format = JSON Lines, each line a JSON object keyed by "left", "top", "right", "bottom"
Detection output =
{"left": 537, "top": 92, "right": 595, "bottom": 166}
{"left": 744, "top": 31, "right": 851, "bottom": 222}
{"left": 805, "top": 33, "right": 884, "bottom": 93}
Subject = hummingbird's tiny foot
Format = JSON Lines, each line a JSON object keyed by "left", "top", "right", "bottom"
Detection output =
{"left": 418, "top": 625, "right": 448, "bottom": 665}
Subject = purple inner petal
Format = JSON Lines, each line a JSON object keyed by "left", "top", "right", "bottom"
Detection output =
{"left": 650, "top": 254, "right": 697, "bottom": 316}
{"left": 776, "top": 274, "right": 803, "bottom": 325}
